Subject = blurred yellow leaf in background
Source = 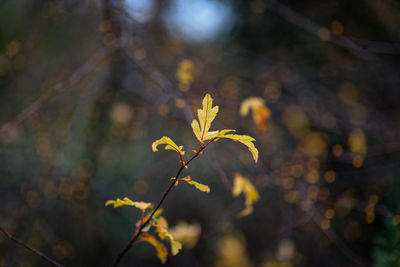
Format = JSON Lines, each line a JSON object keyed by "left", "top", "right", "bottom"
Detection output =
{"left": 153, "top": 216, "right": 183, "bottom": 256}
{"left": 232, "top": 173, "right": 260, "bottom": 217}
{"left": 169, "top": 221, "right": 201, "bottom": 249}
{"left": 215, "top": 234, "right": 252, "bottom": 267}
{"left": 176, "top": 59, "right": 195, "bottom": 92}
{"left": 240, "top": 97, "right": 271, "bottom": 131}
{"left": 348, "top": 128, "right": 367, "bottom": 168}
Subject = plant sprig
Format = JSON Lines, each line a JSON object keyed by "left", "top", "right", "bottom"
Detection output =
{"left": 107, "top": 94, "right": 258, "bottom": 266}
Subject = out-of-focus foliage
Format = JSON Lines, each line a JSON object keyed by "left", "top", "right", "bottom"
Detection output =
{"left": 373, "top": 219, "right": 400, "bottom": 267}
{"left": 169, "top": 221, "right": 201, "bottom": 249}
{"left": 232, "top": 173, "right": 260, "bottom": 217}
{"left": 240, "top": 97, "right": 271, "bottom": 131}
{"left": 215, "top": 234, "right": 253, "bottom": 267}
{"left": 152, "top": 216, "right": 182, "bottom": 257}
{"left": 1, "top": 0, "right": 400, "bottom": 266}
{"left": 176, "top": 59, "right": 195, "bottom": 92}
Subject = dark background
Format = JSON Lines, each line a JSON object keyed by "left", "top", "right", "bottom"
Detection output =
{"left": 1, "top": 0, "right": 400, "bottom": 266}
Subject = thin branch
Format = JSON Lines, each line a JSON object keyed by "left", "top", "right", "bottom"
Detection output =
{"left": 0, "top": 225, "right": 62, "bottom": 267}
{"left": 110, "top": 140, "right": 215, "bottom": 267}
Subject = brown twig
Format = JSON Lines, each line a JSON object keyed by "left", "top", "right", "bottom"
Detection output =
{"left": 110, "top": 139, "right": 215, "bottom": 267}
{"left": 0, "top": 225, "right": 62, "bottom": 267}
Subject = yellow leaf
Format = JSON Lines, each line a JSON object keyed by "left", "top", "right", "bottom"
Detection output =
{"left": 240, "top": 97, "right": 264, "bottom": 116}
{"left": 154, "top": 216, "right": 169, "bottom": 240}
{"left": 215, "top": 133, "right": 258, "bottom": 163}
{"left": 139, "top": 208, "right": 164, "bottom": 230}
{"left": 171, "top": 240, "right": 182, "bottom": 256}
{"left": 153, "top": 208, "right": 164, "bottom": 218}
{"left": 105, "top": 197, "right": 153, "bottom": 211}
{"left": 204, "top": 129, "right": 235, "bottom": 140}
{"left": 156, "top": 216, "right": 169, "bottom": 228}
{"left": 191, "top": 94, "right": 219, "bottom": 142}
{"left": 152, "top": 136, "right": 185, "bottom": 156}
{"left": 240, "top": 97, "right": 271, "bottom": 131}
{"left": 179, "top": 176, "right": 210, "bottom": 193}
{"left": 153, "top": 216, "right": 183, "bottom": 256}
{"left": 232, "top": 173, "right": 260, "bottom": 217}
{"left": 139, "top": 233, "right": 168, "bottom": 263}
{"left": 191, "top": 94, "right": 259, "bottom": 163}
{"left": 237, "top": 205, "right": 254, "bottom": 218}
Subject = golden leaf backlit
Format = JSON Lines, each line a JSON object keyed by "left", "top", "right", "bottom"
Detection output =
{"left": 179, "top": 176, "right": 210, "bottom": 193}
{"left": 191, "top": 93, "right": 219, "bottom": 142}
{"left": 191, "top": 94, "right": 259, "bottom": 163}
{"left": 105, "top": 197, "right": 153, "bottom": 211}
{"left": 152, "top": 136, "right": 185, "bottom": 156}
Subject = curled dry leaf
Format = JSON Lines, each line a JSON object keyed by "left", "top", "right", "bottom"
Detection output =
{"left": 240, "top": 97, "right": 271, "bottom": 131}
{"left": 152, "top": 136, "right": 185, "bottom": 156}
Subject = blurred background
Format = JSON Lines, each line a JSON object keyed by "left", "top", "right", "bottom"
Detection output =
{"left": 1, "top": 0, "right": 400, "bottom": 266}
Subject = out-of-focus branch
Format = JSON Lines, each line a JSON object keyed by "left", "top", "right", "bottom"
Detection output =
{"left": 312, "top": 213, "right": 369, "bottom": 267}
{"left": 123, "top": 45, "right": 194, "bottom": 124}
{"left": 207, "top": 150, "right": 232, "bottom": 191}
{"left": 0, "top": 42, "right": 119, "bottom": 134}
{"left": 279, "top": 206, "right": 315, "bottom": 234}
{"left": 0, "top": 225, "right": 62, "bottom": 267}
{"left": 265, "top": 0, "right": 377, "bottom": 61}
